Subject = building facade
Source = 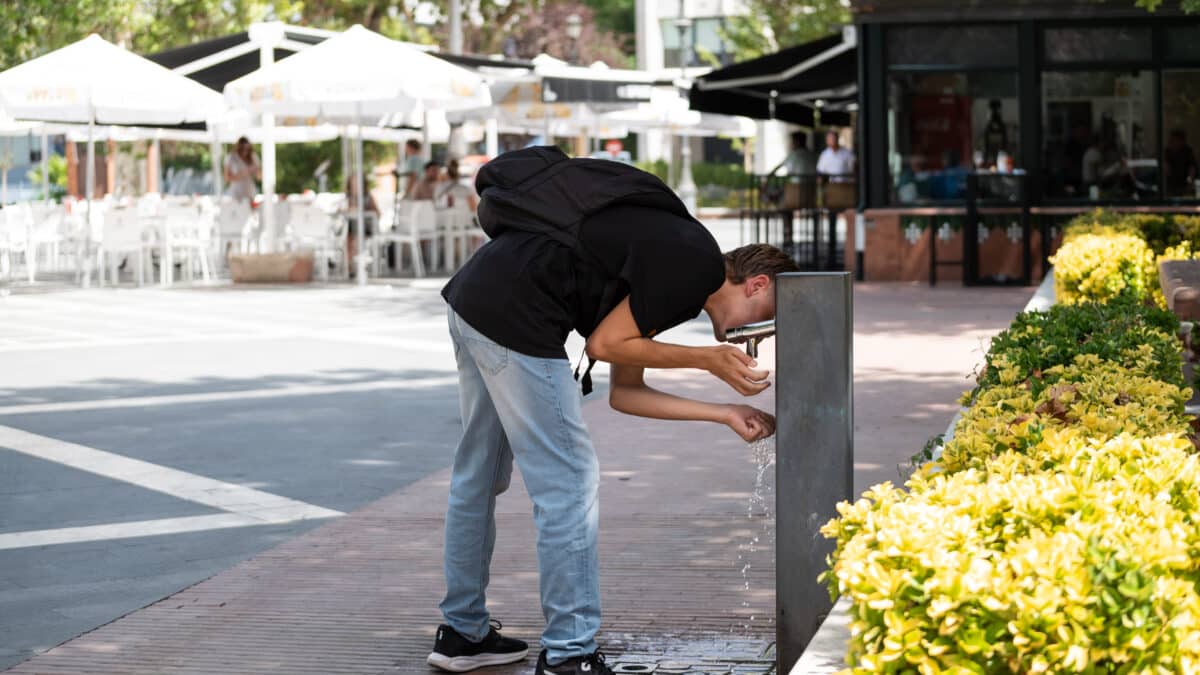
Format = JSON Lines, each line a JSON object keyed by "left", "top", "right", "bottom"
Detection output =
{"left": 856, "top": 0, "right": 1200, "bottom": 208}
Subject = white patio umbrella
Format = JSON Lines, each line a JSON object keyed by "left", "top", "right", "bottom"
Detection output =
{"left": 603, "top": 88, "right": 757, "bottom": 138}
{"left": 0, "top": 34, "right": 225, "bottom": 284}
{"left": 225, "top": 24, "right": 491, "bottom": 284}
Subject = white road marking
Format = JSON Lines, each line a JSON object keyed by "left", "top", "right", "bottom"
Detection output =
{"left": 0, "top": 514, "right": 272, "bottom": 551}
{"left": 0, "top": 375, "right": 458, "bottom": 415}
{"left": 0, "top": 424, "right": 345, "bottom": 550}
{"left": 0, "top": 425, "right": 342, "bottom": 520}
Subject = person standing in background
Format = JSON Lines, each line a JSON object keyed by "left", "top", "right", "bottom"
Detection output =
{"left": 223, "top": 136, "right": 260, "bottom": 204}
{"left": 400, "top": 139, "right": 426, "bottom": 198}
{"left": 817, "top": 130, "right": 855, "bottom": 183}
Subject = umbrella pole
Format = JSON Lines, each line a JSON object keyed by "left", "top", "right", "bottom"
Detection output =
{"left": 485, "top": 117, "right": 499, "bottom": 158}
{"left": 355, "top": 105, "right": 367, "bottom": 286}
{"left": 210, "top": 133, "right": 222, "bottom": 197}
{"left": 40, "top": 129, "right": 49, "bottom": 206}
{"left": 262, "top": 112, "right": 276, "bottom": 252}
{"left": 83, "top": 101, "right": 95, "bottom": 289}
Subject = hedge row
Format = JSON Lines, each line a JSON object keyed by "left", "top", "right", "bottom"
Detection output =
{"left": 820, "top": 211, "right": 1198, "bottom": 673}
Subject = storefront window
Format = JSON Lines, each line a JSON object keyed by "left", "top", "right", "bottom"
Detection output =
{"left": 1041, "top": 70, "right": 1157, "bottom": 201}
{"left": 1163, "top": 70, "right": 1200, "bottom": 199}
{"left": 887, "top": 72, "right": 1020, "bottom": 203}
{"left": 1167, "top": 26, "right": 1200, "bottom": 62}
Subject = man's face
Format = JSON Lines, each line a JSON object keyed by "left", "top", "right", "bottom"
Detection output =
{"left": 826, "top": 132, "right": 838, "bottom": 150}
{"left": 710, "top": 276, "right": 775, "bottom": 342}
{"left": 425, "top": 166, "right": 439, "bottom": 180}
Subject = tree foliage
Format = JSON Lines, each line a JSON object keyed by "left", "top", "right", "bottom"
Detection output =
{"left": 719, "top": 0, "right": 851, "bottom": 61}
{"left": 1135, "top": 0, "right": 1200, "bottom": 11}
{"left": 0, "top": 0, "right": 636, "bottom": 72}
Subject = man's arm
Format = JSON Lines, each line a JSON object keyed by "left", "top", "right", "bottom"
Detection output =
{"left": 609, "top": 363, "right": 775, "bottom": 441}
{"left": 586, "top": 296, "right": 770, "bottom": 397}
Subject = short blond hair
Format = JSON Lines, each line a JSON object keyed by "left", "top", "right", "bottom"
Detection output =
{"left": 723, "top": 244, "right": 799, "bottom": 284}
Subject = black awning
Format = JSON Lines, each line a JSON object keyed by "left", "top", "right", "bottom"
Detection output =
{"left": 145, "top": 33, "right": 313, "bottom": 93}
{"left": 689, "top": 34, "right": 856, "bottom": 127}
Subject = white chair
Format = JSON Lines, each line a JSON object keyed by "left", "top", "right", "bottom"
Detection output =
{"left": 29, "top": 203, "right": 65, "bottom": 272}
{"left": 215, "top": 200, "right": 254, "bottom": 264}
{"left": 438, "top": 208, "right": 486, "bottom": 271}
{"left": 160, "top": 203, "right": 213, "bottom": 284}
{"left": 285, "top": 202, "right": 344, "bottom": 281}
{"left": 0, "top": 203, "right": 36, "bottom": 283}
{"left": 373, "top": 200, "right": 439, "bottom": 277}
{"left": 96, "top": 207, "right": 150, "bottom": 286}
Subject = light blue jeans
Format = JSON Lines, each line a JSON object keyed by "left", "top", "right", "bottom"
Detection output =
{"left": 440, "top": 308, "right": 601, "bottom": 662}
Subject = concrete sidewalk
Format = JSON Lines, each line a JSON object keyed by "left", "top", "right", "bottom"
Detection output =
{"left": 4, "top": 282, "right": 1030, "bottom": 675}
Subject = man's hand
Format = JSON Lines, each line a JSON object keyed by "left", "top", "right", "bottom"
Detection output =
{"left": 704, "top": 345, "right": 771, "bottom": 396}
{"left": 724, "top": 404, "right": 776, "bottom": 442}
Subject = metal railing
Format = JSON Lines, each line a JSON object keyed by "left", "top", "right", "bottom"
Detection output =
{"left": 741, "top": 173, "right": 856, "bottom": 271}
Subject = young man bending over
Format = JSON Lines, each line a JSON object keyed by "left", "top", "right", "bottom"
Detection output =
{"left": 428, "top": 148, "right": 796, "bottom": 674}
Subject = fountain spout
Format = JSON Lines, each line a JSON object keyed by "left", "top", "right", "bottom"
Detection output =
{"left": 725, "top": 320, "right": 775, "bottom": 359}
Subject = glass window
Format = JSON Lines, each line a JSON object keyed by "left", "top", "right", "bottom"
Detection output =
{"left": 1167, "top": 26, "right": 1200, "bottom": 62}
{"left": 1041, "top": 70, "right": 1158, "bottom": 201}
{"left": 1163, "top": 70, "right": 1200, "bottom": 198}
{"left": 887, "top": 72, "right": 1020, "bottom": 203}
{"left": 661, "top": 18, "right": 727, "bottom": 68}
{"left": 1044, "top": 27, "right": 1152, "bottom": 63}
{"left": 887, "top": 25, "right": 1018, "bottom": 67}
{"left": 693, "top": 18, "right": 727, "bottom": 59}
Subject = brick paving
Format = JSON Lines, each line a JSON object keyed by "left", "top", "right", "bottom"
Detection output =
{"left": 4, "top": 282, "right": 1030, "bottom": 675}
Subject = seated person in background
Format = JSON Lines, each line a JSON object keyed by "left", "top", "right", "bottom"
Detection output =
{"left": 1165, "top": 129, "right": 1198, "bottom": 198}
{"left": 437, "top": 159, "right": 479, "bottom": 212}
{"left": 410, "top": 161, "right": 442, "bottom": 201}
{"left": 929, "top": 150, "right": 968, "bottom": 201}
{"left": 345, "top": 175, "right": 379, "bottom": 277}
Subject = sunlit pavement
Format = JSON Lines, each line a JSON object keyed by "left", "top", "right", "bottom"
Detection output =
{"left": 1, "top": 219, "right": 1030, "bottom": 673}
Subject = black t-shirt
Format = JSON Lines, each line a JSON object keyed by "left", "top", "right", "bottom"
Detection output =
{"left": 442, "top": 204, "right": 725, "bottom": 359}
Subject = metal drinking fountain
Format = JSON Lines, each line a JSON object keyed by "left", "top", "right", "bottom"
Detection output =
{"left": 771, "top": 273, "right": 854, "bottom": 673}
{"left": 725, "top": 319, "right": 776, "bottom": 358}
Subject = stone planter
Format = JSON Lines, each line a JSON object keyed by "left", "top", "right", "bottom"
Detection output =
{"left": 228, "top": 252, "right": 314, "bottom": 284}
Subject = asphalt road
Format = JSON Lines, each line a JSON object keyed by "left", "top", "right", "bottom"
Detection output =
{"left": 0, "top": 219, "right": 745, "bottom": 671}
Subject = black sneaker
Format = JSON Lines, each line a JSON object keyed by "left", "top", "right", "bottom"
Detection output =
{"left": 426, "top": 620, "right": 529, "bottom": 672}
{"left": 534, "top": 649, "right": 616, "bottom": 675}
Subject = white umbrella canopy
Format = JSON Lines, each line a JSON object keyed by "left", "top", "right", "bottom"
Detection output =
{"left": 0, "top": 34, "right": 226, "bottom": 287}
{"left": 0, "top": 34, "right": 224, "bottom": 125}
{"left": 604, "top": 87, "right": 756, "bottom": 138}
{"left": 225, "top": 24, "right": 491, "bottom": 285}
{"left": 224, "top": 24, "right": 491, "bottom": 119}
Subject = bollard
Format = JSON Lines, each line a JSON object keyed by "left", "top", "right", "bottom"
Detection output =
{"left": 775, "top": 272, "right": 854, "bottom": 672}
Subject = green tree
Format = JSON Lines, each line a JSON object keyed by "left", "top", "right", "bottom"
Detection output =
{"left": 719, "top": 0, "right": 851, "bottom": 60}
{"left": 1135, "top": 0, "right": 1200, "bottom": 10}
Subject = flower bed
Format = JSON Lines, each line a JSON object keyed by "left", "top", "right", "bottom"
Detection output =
{"left": 819, "top": 210, "right": 1199, "bottom": 673}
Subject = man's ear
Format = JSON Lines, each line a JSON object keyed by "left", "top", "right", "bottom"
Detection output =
{"left": 746, "top": 273, "right": 771, "bottom": 298}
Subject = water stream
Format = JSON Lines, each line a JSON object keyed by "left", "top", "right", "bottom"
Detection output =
{"left": 734, "top": 436, "right": 776, "bottom": 634}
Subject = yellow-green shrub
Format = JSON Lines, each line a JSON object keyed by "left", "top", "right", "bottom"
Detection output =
{"left": 1050, "top": 232, "right": 1156, "bottom": 305}
{"left": 821, "top": 210, "right": 1197, "bottom": 672}
{"left": 822, "top": 432, "right": 1200, "bottom": 674}
{"left": 940, "top": 353, "right": 1192, "bottom": 473}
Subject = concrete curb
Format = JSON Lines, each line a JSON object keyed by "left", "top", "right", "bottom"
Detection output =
{"left": 790, "top": 270, "right": 1056, "bottom": 674}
